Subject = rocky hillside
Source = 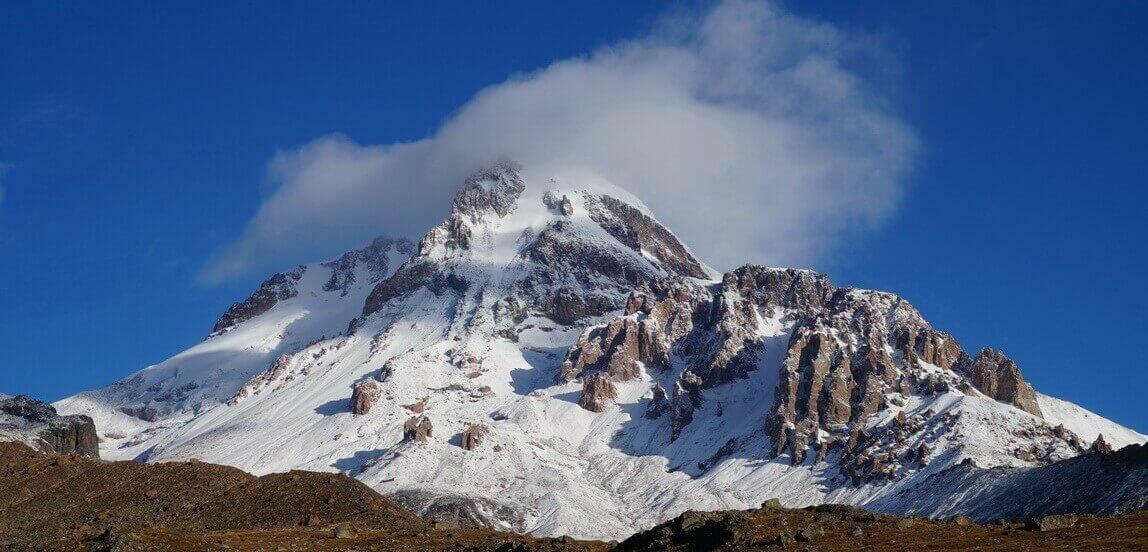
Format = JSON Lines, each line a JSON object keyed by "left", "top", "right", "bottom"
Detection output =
{"left": 54, "top": 162, "right": 1146, "bottom": 540}
{"left": 616, "top": 501, "right": 1148, "bottom": 552}
{"left": 566, "top": 267, "right": 1096, "bottom": 485}
{"left": 0, "top": 395, "right": 98, "bottom": 458}
{"left": 3, "top": 441, "right": 1142, "bottom": 551}
{"left": 872, "top": 442, "right": 1147, "bottom": 522}
{"left": 0, "top": 441, "right": 595, "bottom": 552}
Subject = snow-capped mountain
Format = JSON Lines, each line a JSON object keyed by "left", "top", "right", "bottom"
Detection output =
{"left": 56, "top": 162, "right": 1145, "bottom": 540}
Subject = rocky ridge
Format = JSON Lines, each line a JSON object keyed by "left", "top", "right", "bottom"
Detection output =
{"left": 565, "top": 264, "right": 1063, "bottom": 483}
{"left": 0, "top": 395, "right": 99, "bottom": 458}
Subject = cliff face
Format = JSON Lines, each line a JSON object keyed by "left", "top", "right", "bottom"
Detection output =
{"left": 565, "top": 264, "right": 1076, "bottom": 486}
{"left": 0, "top": 395, "right": 99, "bottom": 458}
{"left": 960, "top": 348, "right": 1042, "bottom": 417}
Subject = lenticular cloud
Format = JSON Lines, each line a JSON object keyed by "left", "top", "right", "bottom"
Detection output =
{"left": 200, "top": 0, "right": 917, "bottom": 284}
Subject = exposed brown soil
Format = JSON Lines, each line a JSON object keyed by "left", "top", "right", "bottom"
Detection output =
{"left": 617, "top": 504, "right": 1148, "bottom": 551}
{"left": 0, "top": 442, "right": 598, "bottom": 551}
{"left": 2, "top": 442, "right": 1145, "bottom": 551}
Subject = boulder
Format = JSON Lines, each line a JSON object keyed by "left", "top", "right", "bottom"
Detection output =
{"left": 333, "top": 522, "right": 357, "bottom": 539}
{"left": 349, "top": 380, "right": 381, "bottom": 415}
{"left": 403, "top": 416, "right": 434, "bottom": 443}
{"left": 460, "top": 424, "right": 487, "bottom": 451}
{"left": 796, "top": 526, "right": 822, "bottom": 542}
{"left": 1025, "top": 514, "right": 1077, "bottom": 531}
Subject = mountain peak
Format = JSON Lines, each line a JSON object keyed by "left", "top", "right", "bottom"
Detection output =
{"left": 51, "top": 164, "right": 1146, "bottom": 541}
{"left": 452, "top": 159, "right": 526, "bottom": 222}
{"left": 363, "top": 163, "right": 711, "bottom": 328}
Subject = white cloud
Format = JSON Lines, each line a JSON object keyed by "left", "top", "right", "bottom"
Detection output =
{"left": 199, "top": 0, "right": 916, "bottom": 283}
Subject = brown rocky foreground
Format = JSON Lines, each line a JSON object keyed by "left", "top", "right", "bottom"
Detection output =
{"left": 1, "top": 442, "right": 1144, "bottom": 551}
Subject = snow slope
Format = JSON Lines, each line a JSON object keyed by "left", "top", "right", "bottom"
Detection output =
{"left": 56, "top": 163, "right": 1145, "bottom": 540}
{"left": 59, "top": 237, "right": 411, "bottom": 459}
{"left": 1037, "top": 393, "right": 1145, "bottom": 448}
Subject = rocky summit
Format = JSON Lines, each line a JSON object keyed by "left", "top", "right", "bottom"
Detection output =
{"left": 47, "top": 162, "right": 1146, "bottom": 541}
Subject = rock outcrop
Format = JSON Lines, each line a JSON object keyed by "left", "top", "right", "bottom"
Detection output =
{"left": 0, "top": 395, "right": 99, "bottom": 458}
{"left": 1090, "top": 434, "right": 1114, "bottom": 454}
{"left": 211, "top": 267, "right": 304, "bottom": 334}
{"left": 403, "top": 416, "right": 434, "bottom": 443}
{"left": 564, "top": 264, "right": 1067, "bottom": 479}
{"left": 322, "top": 236, "right": 413, "bottom": 295}
{"left": 1025, "top": 514, "right": 1078, "bottom": 532}
{"left": 959, "top": 349, "right": 1043, "bottom": 417}
{"left": 585, "top": 194, "right": 708, "bottom": 280}
{"left": 645, "top": 383, "right": 670, "bottom": 419}
{"left": 350, "top": 380, "right": 382, "bottom": 415}
{"left": 543, "top": 191, "right": 575, "bottom": 216}
{"left": 459, "top": 424, "right": 487, "bottom": 451}
{"left": 579, "top": 373, "right": 618, "bottom": 413}
{"left": 215, "top": 234, "right": 410, "bottom": 336}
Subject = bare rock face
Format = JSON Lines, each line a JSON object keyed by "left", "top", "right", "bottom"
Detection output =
{"left": 359, "top": 163, "right": 710, "bottom": 336}
{"left": 0, "top": 395, "right": 99, "bottom": 459}
{"left": 585, "top": 194, "right": 709, "bottom": 280}
{"left": 211, "top": 266, "right": 304, "bottom": 334}
{"left": 562, "top": 267, "right": 837, "bottom": 442}
{"left": 522, "top": 219, "right": 653, "bottom": 324}
{"left": 559, "top": 287, "right": 686, "bottom": 383}
{"left": 322, "top": 236, "right": 413, "bottom": 295}
{"left": 895, "top": 326, "right": 963, "bottom": 371}
{"left": 350, "top": 380, "right": 382, "bottom": 415}
{"left": 1090, "top": 434, "right": 1114, "bottom": 454}
{"left": 669, "top": 373, "right": 703, "bottom": 441}
{"left": 960, "top": 349, "right": 1043, "bottom": 418}
{"left": 403, "top": 416, "right": 434, "bottom": 443}
{"left": 360, "top": 261, "right": 440, "bottom": 321}
{"left": 766, "top": 290, "right": 913, "bottom": 463}
{"left": 720, "top": 265, "right": 835, "bottom": 315}
{"left": 683, "top": 266, "right": 836, "bottom": 391}
{"left": 645, "top": 383, "right": 670, "bottom": 419}
{"left": 563, "top": 264, "right": 1058, "bottom": 478}
{"left": 763, "top": 286, "right": 1054, "bottom": 478}
{"left": 579, "top": 373, "right": 618, "bottom": 413}
{"left": 229, "top": 354, "right": 293, "bottom": 406}
{"left": 459, "top": 424, "right": 488, "bottom": 451}
{"left": 452, "top": 159, "right": 526, "bottom": 222}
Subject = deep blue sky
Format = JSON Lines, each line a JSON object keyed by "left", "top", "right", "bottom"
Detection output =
{"left": 1, "top": 2, "right": 1144, "bottom": 430}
